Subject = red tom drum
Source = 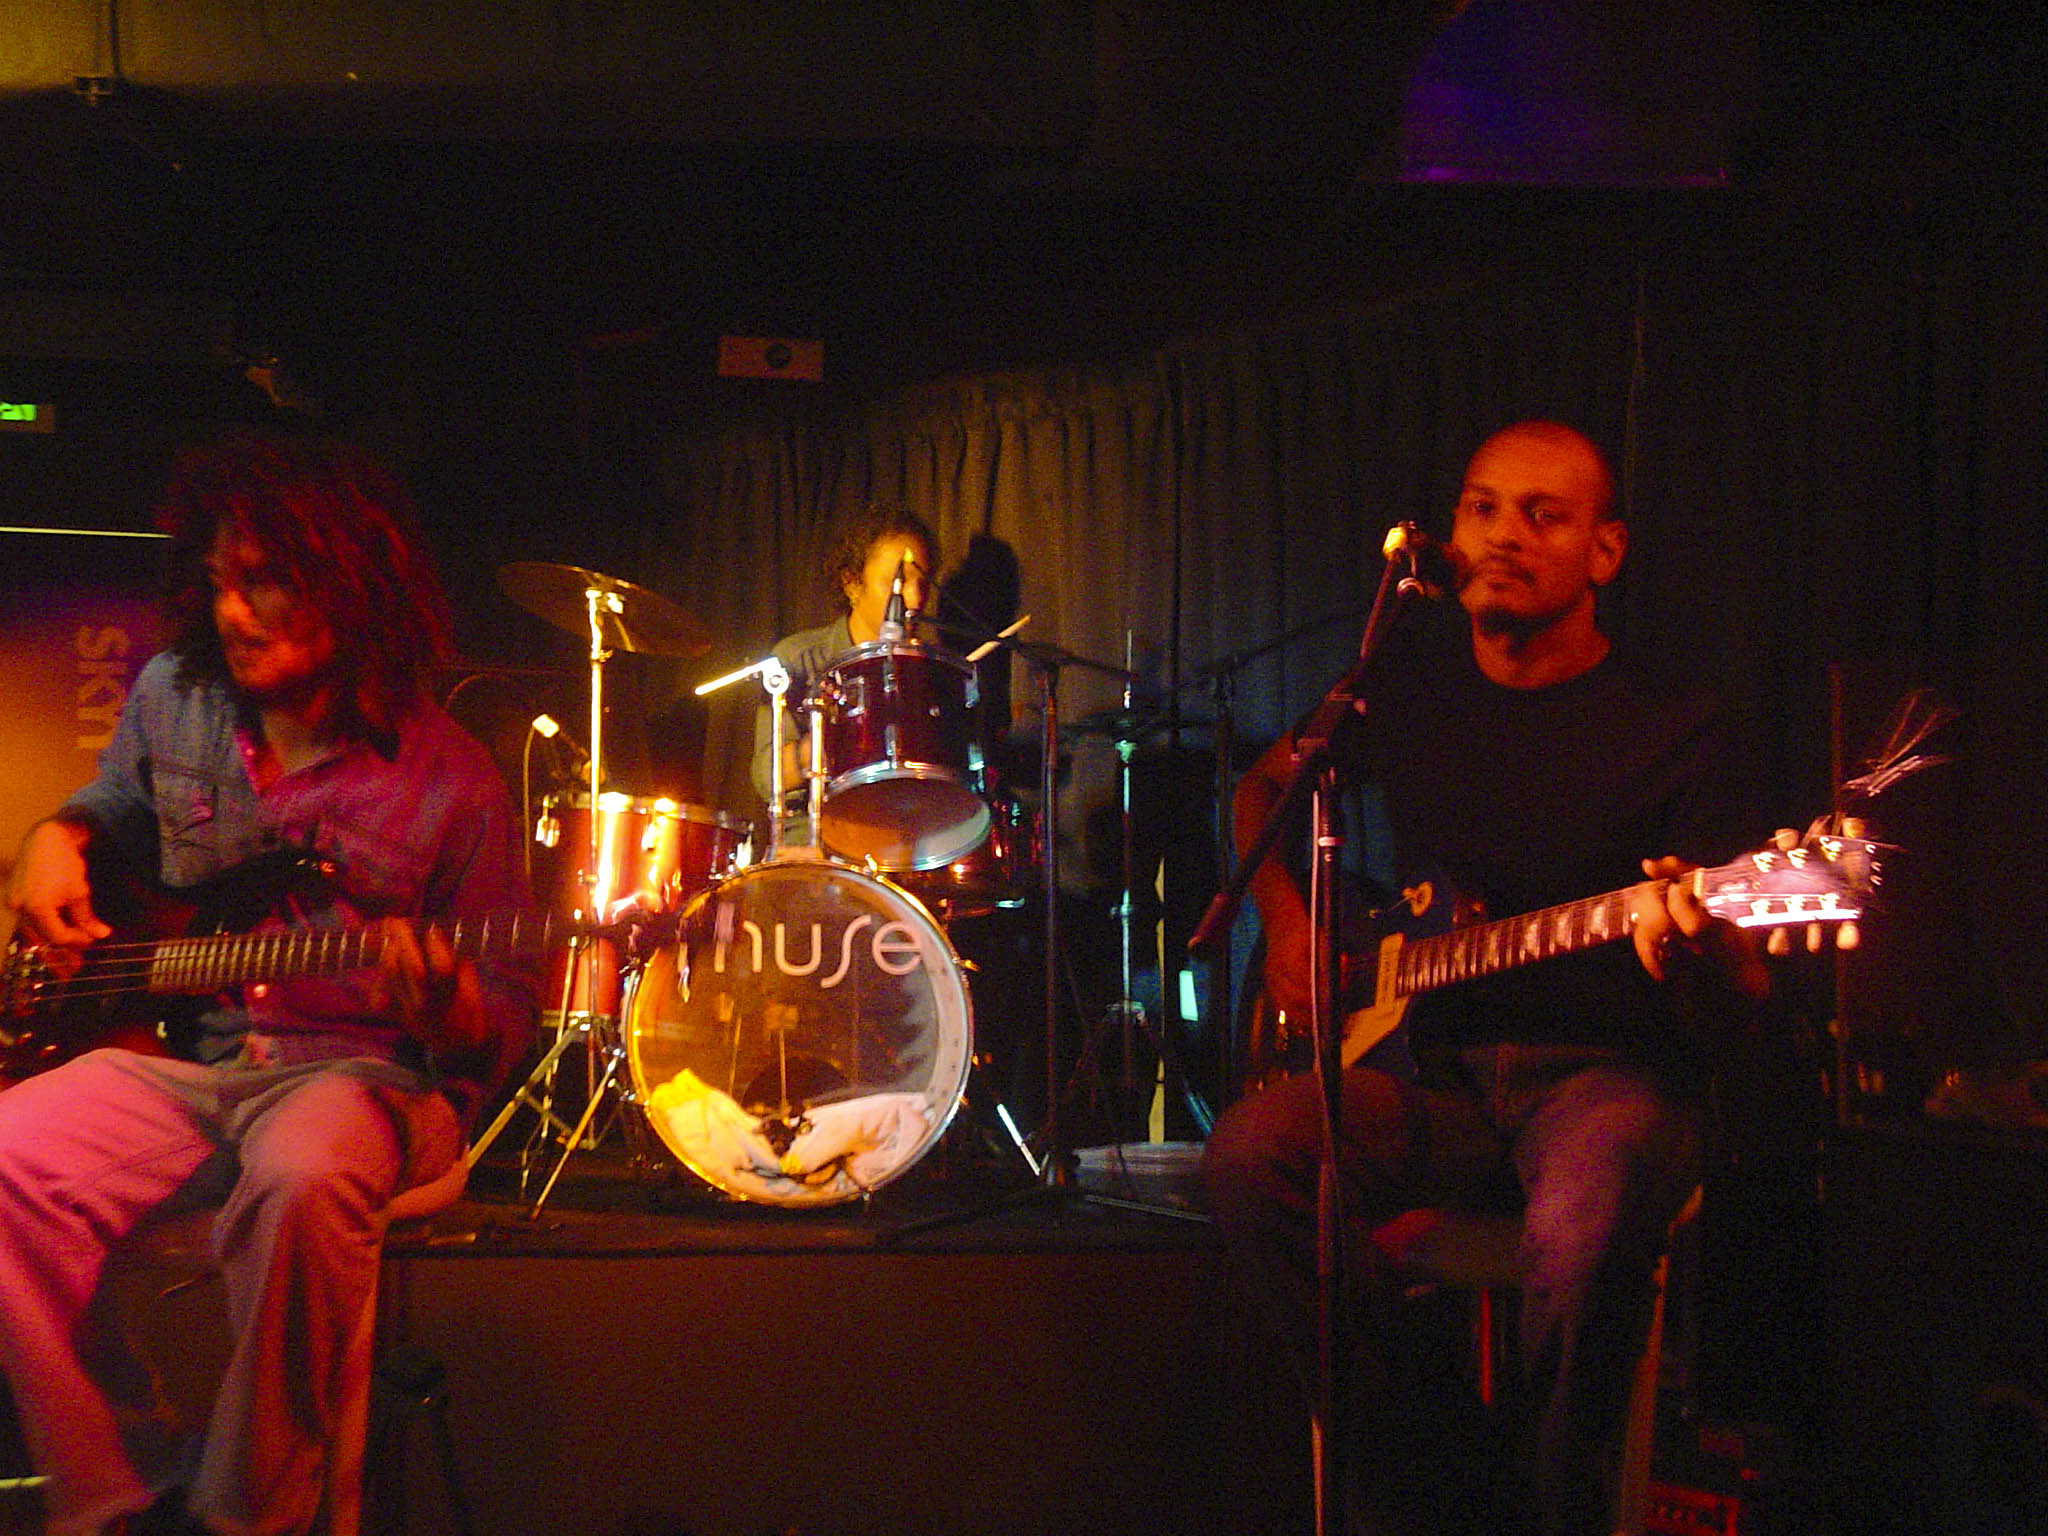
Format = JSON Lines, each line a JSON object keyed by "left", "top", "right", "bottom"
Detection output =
{"left": 530, "top": 792, "right": 751, "bottom": 1021}
{"left": 815, "top": 641, "right": 990, "bottom": 872}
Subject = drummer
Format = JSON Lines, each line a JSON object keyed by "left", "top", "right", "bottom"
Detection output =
{"left": 750, "top": 505, "right": 939, "bottom": 814}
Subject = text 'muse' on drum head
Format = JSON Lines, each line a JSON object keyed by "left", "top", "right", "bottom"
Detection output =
{"left": 625, "top": 860, "right": 972, "bottom": 1207}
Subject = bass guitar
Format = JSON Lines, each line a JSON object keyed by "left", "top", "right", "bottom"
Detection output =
{"left": 2, "top": 846, "right": 561, "bottom": 1079}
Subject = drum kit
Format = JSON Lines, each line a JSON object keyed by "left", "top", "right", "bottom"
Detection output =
{"left": 468, "top": 560, "right": 1072, "bottom": 1214}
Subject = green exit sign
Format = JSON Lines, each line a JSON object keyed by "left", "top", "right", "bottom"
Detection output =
{"left": 0, "top": 402, "right": 56, "bottom": 433}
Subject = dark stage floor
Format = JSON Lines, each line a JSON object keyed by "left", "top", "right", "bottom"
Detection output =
{"left": 2, "top": 1127, "right": 1295, "bottom": 1536}
{"left": 419, "top": 1127, "right": 1216, "bottom": 1257}
{"left": 21, "top": 1121, "right": 2033, "bottom": 1535}
{"left": 365, "top": 1133, "right": 1295, "bottom": 1536}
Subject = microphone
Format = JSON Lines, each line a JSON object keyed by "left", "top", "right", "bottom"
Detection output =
{"left": 878, "top": 547, "right": 909, "bottom": 642}
{"left": 530, "top": 713, "right": 591, "bottom": 778}
{"left": 1381, "top": 523, "right": 1467, "bottom": 601}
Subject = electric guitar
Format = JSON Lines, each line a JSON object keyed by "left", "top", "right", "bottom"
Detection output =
{"left": 1242, "top": 826, "right": 1886, "bottom": 1088}
{"left": 2, "top": 847, "right": 561, "bottom": 1079}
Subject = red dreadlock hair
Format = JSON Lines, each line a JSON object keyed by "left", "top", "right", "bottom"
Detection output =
{"left": 157, "top": 426, "right": 454, "bottom": 732}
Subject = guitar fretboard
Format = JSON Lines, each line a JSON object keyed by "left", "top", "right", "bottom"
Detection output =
{"left": 140, "top": 912, "right": 553, "bottom": 996}
{"left": 1392, "top": 888, "right": 1636, "bottom": 999}
{"left": 1385, "top": 836, "right": 1876, "bottom": 1001}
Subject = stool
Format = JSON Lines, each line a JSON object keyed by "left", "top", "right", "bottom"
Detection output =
{"left": 111, "top": 1154, "right": 472, "bottom": 1536}
{"left": 1370, "top": 1185, "right": 1702, "bottom": 1536}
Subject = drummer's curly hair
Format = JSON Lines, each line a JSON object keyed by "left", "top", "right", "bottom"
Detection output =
{"left": 156, "top": 425, "right": 455, "bottom": 732}
{"left": 825, "top": 505, "right": 940, "bottom": 611}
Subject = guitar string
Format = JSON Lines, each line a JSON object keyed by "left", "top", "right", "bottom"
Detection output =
{"left": 1389, "top": 857, "right": 1856, "bottom": 998}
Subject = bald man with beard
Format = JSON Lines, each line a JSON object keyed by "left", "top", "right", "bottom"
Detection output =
{"left": 1204, "top": 422, "right": 1767, "bottom": 1536}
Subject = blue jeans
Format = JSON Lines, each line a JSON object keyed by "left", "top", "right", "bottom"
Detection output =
{"left": 1201, "top": 1043, "right": 1701, "bottom": 1536}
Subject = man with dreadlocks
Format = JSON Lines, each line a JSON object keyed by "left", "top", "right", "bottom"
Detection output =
{"left": 0, "top": 426, "right": 535, "bottom": 1535}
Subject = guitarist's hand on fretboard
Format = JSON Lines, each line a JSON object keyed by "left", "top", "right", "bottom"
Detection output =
{"left": 1631, "top": 851, "right": 1771, "bottom": 999}
{"left": 369, "top": 918, "right": 490, "bottom": 1060}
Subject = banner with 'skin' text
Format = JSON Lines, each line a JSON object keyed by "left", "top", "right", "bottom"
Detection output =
{"left": 0, "top": 528, "right": 167, "bottom": 936}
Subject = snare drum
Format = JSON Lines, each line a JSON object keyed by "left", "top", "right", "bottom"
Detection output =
{"left": 623, "top": 859, "right": 972, "bottom": 1206}
{"left": 531, "top": 792, "right": 750, "bottom": 1020}
{"left": 815, "top": 641, "right": 990, "bottom": 872}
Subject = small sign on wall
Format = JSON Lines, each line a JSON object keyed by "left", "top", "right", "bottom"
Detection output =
{"left": 716, "top": 337, "right": 824, "bottom": 382}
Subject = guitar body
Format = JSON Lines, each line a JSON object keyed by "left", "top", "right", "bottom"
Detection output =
{"left": 1341, "top": 876, "right": 1492, "bottom": 1068}
{"left": 1237, "top": 877, "right": 1459, "bottom": 1092}
{"left": 1, "top": 846, "right": 334, "bottom": 1081}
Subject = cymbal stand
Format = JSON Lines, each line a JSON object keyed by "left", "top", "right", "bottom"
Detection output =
{"left": 885, "top": 634, "right": 1200, "bottom": 1245}
{"left": 468, "top": 581, "right": 641, "bottom": 1217}
{"left": 1066, "top": 640, "right": 1214, "bottom": 1147}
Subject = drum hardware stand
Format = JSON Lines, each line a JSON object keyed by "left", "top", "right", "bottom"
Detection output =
{"left": 1187, "top": 524, "right": 1443, "bottom": 1536}
{"left": 1062, "top": 642, "right": 1215, "bottom": 1152}
{"left": 468, "top": 580, "right": 645, "bottom": 1217}
{"left": 694, "top": 651, "right": 808, "bottom": 860}
{"left": 883, "top": 632, "right": 1212, "bottom": 1246}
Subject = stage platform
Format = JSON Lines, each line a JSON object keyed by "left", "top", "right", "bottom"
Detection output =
{"left": 363, "top": 1140, "right": 1302, "bottom": 1536}
{"left": 0, "top": 1133, "right": 1306, "bottom": 1536}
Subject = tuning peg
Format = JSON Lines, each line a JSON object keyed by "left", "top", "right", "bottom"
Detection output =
{"left": 1806, "top": 923, "right": 1825, "bottom": 953}
{"left": 1767, "top": 927, "right": 1792, "bottom": 957}
{"left": 1836, "top": 920, "right": 1860, "bottom": 951}
{"left": 1774, "top": 827, "right": 1800, "bottom": 852}
{"left": 1842, "top": 816, "right": 1866, "bottom": 838}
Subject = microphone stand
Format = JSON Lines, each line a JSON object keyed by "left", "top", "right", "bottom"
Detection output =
{"left": 1186, "top": 529, "right": 1441, "bottom": 1536}
{"left": 1179, "top": 604, "right": 1368, "bottom": 1097}
{"left": 883, "top": 628, "right": 1185, "bottom": 1244}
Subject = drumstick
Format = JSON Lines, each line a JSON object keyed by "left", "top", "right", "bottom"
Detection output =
{"left": 965, "top": 614, "right": 1030, "bottom": 664}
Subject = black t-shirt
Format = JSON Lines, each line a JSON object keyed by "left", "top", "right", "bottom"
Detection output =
{"left": 1327, "top": 609, "right": 1753, "bottom": 1059}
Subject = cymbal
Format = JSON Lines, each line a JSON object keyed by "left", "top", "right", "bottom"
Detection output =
{"left": 496, "top": 562, "right": 711, "bottom": 658}
{"left": 1064, "top": 707, "right": 1221, "bottom": 742}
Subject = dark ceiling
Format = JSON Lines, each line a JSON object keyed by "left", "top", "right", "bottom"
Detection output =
{"left": 2, "top": 1, "right": 2044, "bottom": 397}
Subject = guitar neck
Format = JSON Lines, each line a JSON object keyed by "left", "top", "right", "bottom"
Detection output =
{"left": 141, "top": 910, "right": 552, "bottom": 997}
{"left": 1386, "top": 829, "right": 1878, "bottom": 1001}
{"left": 1392, "top": 886, "right": 1640, "bottom": 1001}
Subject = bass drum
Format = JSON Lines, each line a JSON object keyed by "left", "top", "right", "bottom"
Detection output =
{"left": 624, "top": 859, "right": 972, "bottom": 1207}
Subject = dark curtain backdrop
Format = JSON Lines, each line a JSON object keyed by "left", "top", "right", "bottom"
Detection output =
{"left": 623, "top": 201, "right": 2048, "bottom": 1054}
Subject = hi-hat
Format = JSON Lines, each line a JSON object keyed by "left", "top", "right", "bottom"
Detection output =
{"left": 497, "top": 562, "right": 711, "bottom": 658}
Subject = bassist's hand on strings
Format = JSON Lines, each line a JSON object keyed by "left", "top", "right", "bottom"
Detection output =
{"left": 372, "top": 918, "right": 489, "bottom": 1058}
{"left": 5, "top": 817, "right": 110, "bottom": 958}
{"left": 1630, "top": 852, "right": 1771, "bottom": 999}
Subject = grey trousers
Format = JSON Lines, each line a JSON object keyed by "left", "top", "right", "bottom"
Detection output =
{"left": 0, "top": 1048, "right": 461, "bottom": 1536}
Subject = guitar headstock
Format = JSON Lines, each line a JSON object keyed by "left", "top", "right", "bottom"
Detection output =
{"left": 1699, "top": 822, "right": 1890, "bottom": 954}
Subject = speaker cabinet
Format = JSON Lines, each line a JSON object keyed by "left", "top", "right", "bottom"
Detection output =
{"left": 1824, "top": 1123, "right": 2048, "bottom": 1535}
